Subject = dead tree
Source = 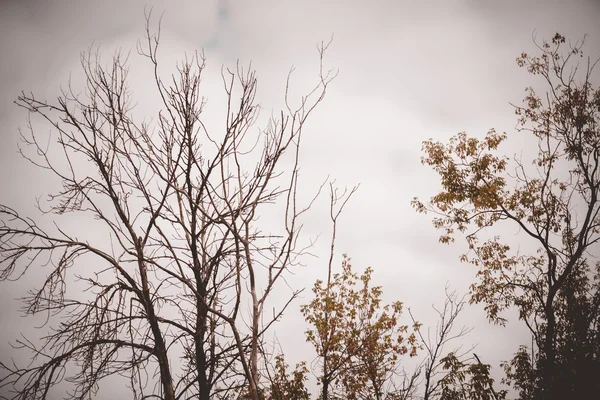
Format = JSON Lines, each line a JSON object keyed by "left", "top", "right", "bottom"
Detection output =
{"left": 0, "top": 12, "right": 335, "bottom": 400}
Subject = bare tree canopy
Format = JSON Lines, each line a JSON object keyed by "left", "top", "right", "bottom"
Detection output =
{"left": 0, "top": 12, "right": 335, "bottom": 400}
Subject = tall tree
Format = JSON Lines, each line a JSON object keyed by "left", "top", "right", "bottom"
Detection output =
{"left": 414, "top": 33, "right": 600, "bottom": 399}
{"left": 0, "top": 12, "right": 335, "bottom": 400}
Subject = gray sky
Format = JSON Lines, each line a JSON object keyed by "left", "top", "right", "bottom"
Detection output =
{"left": 1, "top": 0, "right": 600, "bottom": 397}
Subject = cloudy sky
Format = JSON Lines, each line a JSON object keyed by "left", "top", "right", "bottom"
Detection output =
{"left": 1, "top": 0, "right": 600, "bottom": 397}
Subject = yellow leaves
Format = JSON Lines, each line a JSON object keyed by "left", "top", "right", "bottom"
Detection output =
{"left": 412, "top": 320, "right": 423, "bottom": 334}
{"left": 516, "top": 52, "right": 528, "bottom": 67}
{"left": 440, "top": 352, "right": 508, "bottom": 399}
{"left": 302, "top": 255, "right": 418, "bottom": 398}
{"left": 270, "top": 354, "right": 310, "bottom": 400}
{"left": 416, "top": 130, "right": 510, "bottom": 244}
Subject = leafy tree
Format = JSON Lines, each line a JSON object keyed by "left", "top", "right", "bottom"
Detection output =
{"left": 268, "top": 354, "right": 310, "bottom": 400}
{"left": 438, "top": 353, "right": 506, "bottom": 400}
{"left": 414, "top": 33, "right": 600, "bottom": 399}
{"left": 301, "top": 253, "right": 419, "bottom": 400}
{"left": 299, "top": 187, "right": 496, "bottom": 400}
{"left": 300, "top": 185, "right": 418, "bottom": 400}
{"left": 234, "top": 353, "right": 310, "bottom": 400}
{"left": 500, "top": 346, "right": 536, "bottom": 400}
{"left": 0, "top": 12, "right": 335, "bottom": 400}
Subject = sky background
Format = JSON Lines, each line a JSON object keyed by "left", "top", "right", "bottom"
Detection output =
{"left": 1, "top": 0, "right": 600, "bottom": 397}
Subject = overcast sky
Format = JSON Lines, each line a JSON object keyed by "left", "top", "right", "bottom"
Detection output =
{"left": 1, "top": 0, "right": 600, "bottom": 397}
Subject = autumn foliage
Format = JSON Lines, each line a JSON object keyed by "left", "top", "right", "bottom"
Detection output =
{"left": 301, "top": 255, "right": 419, "bottom": 400}
{"left": 0, "top": 11, "right": 598, "bottom": 400}
{"left": 414, "top": 33, "right": 600, "bottom": 399}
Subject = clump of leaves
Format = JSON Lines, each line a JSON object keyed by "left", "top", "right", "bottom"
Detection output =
{"left": 439, "top": 353, "right": 507, "bottom": 400}
{"left": 268, "top": 354, "right": 310, "bottom": 400}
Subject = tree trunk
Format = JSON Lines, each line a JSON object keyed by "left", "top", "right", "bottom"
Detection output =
{"left": 137, "top": 242, "right": 175, "bottom": 400}
{"left": 196, "top": 303, "right": 211, "bottom": 400}
{"left": 142, "top": 275, "right": 175, "bottom": 400}
{"left": 542, "top": 305, "right": 557, "bottom": 400}
{"left": 322, "top": 377, "right": 329, "bottom": 400}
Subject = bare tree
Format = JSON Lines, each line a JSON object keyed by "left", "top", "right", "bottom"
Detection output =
{"left": 0, "top": 12, "right": 335, "bottom": 400}
{"left": 408, "top": 289, "right": 472, "bottom": 400}
{"left": 408, "top": 290, "right": 505, "bottom": 400}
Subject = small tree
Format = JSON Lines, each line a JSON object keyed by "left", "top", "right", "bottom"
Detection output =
{"left": 301, "top": 185, "right": 418, "bottom": 400}
{"left": 267, "top": 354, "right": 310, "bottom": 400}
{"left": 438, "top": 353, "right": 504, "bottom": 400}
{"left": 302, "top": 254, "right": 419, "bottom": 400}
{"left": 409, "top": 290, "right": 471, "bottom": 400}
{"left": 414, "top": 33, "right": 600, "bottom": 399}
{"left": 0, "top": 12, "right": 335, "bottom": 400}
